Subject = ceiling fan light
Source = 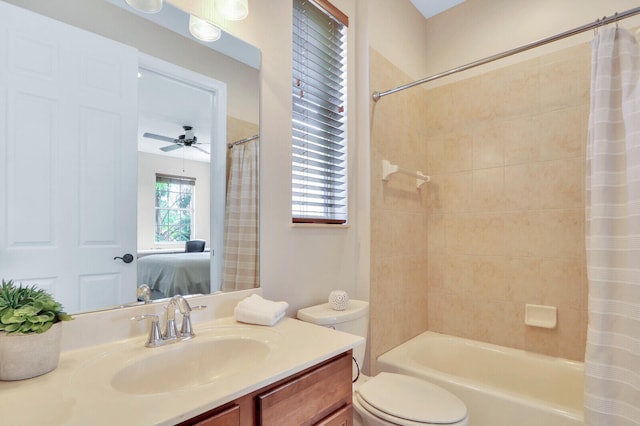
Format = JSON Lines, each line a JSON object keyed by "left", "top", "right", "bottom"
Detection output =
{"left": 189, "top": 15, "right": 222, "bottom": 42}
{"left": 216, "top": 0, "right": 249, "bottom": 21}
{"left": 184, "top": 126, "right": 195, "bottom": 141}
{"left": 125, "top": 0, "right": 163, "bottom": 13}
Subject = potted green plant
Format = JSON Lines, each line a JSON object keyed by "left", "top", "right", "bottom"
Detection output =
{"left": 0, "top": 279, "right": 73, "bottom": 380}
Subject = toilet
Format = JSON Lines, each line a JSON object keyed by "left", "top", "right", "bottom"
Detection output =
{"left": 297, "top": 300, "right": 468, "bottom": 426}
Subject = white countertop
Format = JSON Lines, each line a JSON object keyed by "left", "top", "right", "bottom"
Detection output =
{"left": 0, "top": 292, "right": 364, "bottom": 425}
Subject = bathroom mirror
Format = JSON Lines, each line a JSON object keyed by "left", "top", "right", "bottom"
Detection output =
{"left": 0, "top": 0, "right": 260, "bottom": 314}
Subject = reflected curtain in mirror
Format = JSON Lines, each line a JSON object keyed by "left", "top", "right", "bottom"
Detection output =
{"left": 222, "top": 138, "right": 259, "bottom": 291}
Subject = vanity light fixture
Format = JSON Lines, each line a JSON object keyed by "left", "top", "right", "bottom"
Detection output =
{"left": 125, "top": 0, "right": 233, "bottom": 42}
{"left": 189, "top": 14, "right": 222, "bottom": 42}
{"left": 125, "top": 0, "right": 163, "bottom": 13}
{"left": 216, "top": 0, "right": 249, "bottom": 21}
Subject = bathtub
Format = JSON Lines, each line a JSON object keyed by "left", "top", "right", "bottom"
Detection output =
{"left": 377, "top": 332, "right": 584, "bottom": 426}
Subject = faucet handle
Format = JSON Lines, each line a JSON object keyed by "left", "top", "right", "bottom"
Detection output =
{"left": 179, "top": 305, "right": 207, "bottom": 339}
{"left": 131, "top": 314, "right": 162, "bottom": 347}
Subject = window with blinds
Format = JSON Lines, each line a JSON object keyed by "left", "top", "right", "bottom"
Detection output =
{"left": 292, "top": 0, "right": 348, "bottom": 224}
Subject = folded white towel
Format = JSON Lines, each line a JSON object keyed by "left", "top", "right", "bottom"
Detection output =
{"left": 234, "top": 294, "right": 289, "bottom": 326}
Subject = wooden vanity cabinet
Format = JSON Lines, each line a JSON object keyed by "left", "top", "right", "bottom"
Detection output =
{"left": 179, "top": 350, "right": 353, "bottom": 426}
{"left": 190, "top": 404, "right": 240, "bottom": 426}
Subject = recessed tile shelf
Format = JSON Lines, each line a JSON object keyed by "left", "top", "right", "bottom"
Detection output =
{"left": 525, "top": 304, "right": 557, "bottom": 329}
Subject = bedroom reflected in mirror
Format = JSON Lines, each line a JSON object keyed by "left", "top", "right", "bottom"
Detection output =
{"left": 136, "top": 57, "right": 260, "bottom": 301}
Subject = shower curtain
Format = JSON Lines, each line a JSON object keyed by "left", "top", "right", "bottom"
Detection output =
{"left": 222, "top": 139, "right": 259, "bottom": 291}
{"left": 584, "top": 27, "right": 640, "bottom": 426}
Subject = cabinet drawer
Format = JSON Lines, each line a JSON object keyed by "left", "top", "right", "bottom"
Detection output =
{"left": 257, "top": 352, "right": 352, "bottom": 426}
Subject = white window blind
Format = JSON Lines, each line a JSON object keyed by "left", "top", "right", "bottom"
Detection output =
{"left": 292, "top": 0, "right": 348, "bottom": 224}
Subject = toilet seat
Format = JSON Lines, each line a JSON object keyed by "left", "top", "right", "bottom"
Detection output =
{"left": 355, "top": 373, "right": 467, "bottom": 425}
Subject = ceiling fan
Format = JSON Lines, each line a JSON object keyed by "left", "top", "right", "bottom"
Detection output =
{"left": 143, "top": 125, "right": 209, "bottom": 154}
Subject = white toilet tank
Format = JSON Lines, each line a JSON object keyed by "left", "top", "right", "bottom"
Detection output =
{"left": 297, "top": 299, "right": 369, "bottom": 368}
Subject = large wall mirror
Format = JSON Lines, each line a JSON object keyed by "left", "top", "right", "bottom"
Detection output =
{"left": 0, "top": 0, "right": 260, "bottom": 314}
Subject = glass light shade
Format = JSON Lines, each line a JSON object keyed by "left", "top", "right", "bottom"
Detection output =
{"left": 216, "top": 0, "right": 249, "bottom": 21}
{"left": 125, "top": 0, "right": 163, "bottom": 13}
{"left": 189, "top": 15, "right": 222, "bottom": 42}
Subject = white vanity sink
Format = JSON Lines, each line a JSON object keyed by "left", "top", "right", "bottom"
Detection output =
{"left": 112, "top": 337, "right": 271, "bottom": 394}
{"left": 72, "top": 326, "right": 281, "bottom": 396}
{"left": 1, "top": 291, "right": 365, "bottom": 426}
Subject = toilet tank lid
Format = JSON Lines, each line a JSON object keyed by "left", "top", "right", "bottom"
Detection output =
{"left": 297, "top": 299, "right": 369, "bottom": 325}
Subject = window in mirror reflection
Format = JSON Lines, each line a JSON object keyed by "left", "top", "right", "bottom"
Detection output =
{"left": 155, "top": 174, "right": 196, "bottom": 243}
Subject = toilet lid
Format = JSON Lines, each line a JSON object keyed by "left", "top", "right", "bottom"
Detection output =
{"left": 356, "top": 373, "right": 467, "bottom": 425}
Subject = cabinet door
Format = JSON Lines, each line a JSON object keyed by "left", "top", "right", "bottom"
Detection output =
{"left": 190, "top": 404, "right": 240, "bottom": 426}
{"left": 315, "top": 405, "right": 353, "bottom": 426}
{"left": 257, "top": 353, "right": 352, "bottom": 426}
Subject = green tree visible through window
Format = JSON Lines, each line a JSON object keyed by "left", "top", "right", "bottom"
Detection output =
{"left": 155, "top": 175, "right": 195, "bottom": 243}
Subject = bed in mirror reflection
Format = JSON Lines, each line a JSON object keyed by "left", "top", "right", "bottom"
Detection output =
{"left": 138, "top": 249, "right": 211, "bottom": 299}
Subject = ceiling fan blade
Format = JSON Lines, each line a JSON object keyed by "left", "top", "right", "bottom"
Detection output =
{"left": 193, "top": 145, "right": 210, "bottom": 154}
{"left": 160, "top": 144, "right": 183, "bottom": 152}
{"left": 143, "top": 132, "right": 176, "bottom": 143}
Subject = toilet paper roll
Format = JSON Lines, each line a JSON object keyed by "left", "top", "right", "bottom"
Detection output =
{"left": 328, "top": 290, "right": 349, "bottom": 311}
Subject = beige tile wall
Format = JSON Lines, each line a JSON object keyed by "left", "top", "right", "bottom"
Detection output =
{"left": 369, "top": 49, "right": 430, "bottom": 373}
{"left": 369, "top": 42, "right": 590, "bottom": 368}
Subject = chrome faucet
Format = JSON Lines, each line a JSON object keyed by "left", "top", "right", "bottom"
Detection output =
{"left": 136, "top": 284, "right": 152, "bottom": 303}
{"left": 163, "top": 295, "right": 194, "bottom": 340}
{"left": 132, "top": 295, "right": 205, "bottom": 347}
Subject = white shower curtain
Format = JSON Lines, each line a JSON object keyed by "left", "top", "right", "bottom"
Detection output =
{"left": 222, "top": 139, "right": 259, "bottom": 291}
{"left": 584, "top": 27, "right": 640, "bottom": 426}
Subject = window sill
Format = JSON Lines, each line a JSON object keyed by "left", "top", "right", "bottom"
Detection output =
{"left": 291, "top": 223, "right": 350, "bottom": 229}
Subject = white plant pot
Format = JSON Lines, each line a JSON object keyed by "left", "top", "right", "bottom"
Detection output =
{"left": 0, "top": 322, "right": 62, "bottom": 381}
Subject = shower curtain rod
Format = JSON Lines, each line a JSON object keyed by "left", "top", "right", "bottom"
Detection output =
{"left": 227, "top": 134, "right": 259, "bottom": 149}
{"left": 372, "top": 6, "right": 640, "bottom": 102}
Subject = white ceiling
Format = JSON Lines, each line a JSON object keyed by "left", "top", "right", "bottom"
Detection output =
{"left": 137, "top": 69, "right": 213, "bottom": 163}
{"left": 410, "top": 0, "right": 466, "bottom": 19}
